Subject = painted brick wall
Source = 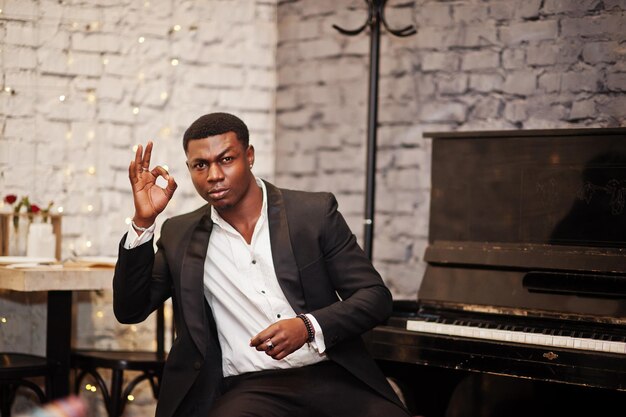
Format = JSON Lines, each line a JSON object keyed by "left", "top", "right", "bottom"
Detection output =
{"left": 1, "top": 0, "right": 277, "bottom": 258}
{"left": 275, "top": 0, "right": 626, "bottom": 299}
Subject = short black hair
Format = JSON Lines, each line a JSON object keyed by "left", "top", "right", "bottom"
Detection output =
{"left": 182, "top": 112, "right": 249, "bottom": 151}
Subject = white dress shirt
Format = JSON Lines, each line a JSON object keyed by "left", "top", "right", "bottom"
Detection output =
{"left": 124, "top": 178, "right": 327, "bottom": 377}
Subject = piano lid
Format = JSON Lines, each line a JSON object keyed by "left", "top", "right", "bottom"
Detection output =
{"left": 423, "top": 127, "right": 626, "bottom": 274}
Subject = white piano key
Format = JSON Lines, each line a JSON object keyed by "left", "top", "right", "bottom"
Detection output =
{"left": 405, "top": 319, "right": 626, "bottom": 355}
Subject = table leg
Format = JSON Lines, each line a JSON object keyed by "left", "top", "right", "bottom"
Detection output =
{"left": 47, "top": 290, "right": 73, "bottom": 399}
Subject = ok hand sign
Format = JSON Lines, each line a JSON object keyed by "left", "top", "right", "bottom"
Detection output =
{"left": 129, "top": 141, "right": 178, "bottom": 229}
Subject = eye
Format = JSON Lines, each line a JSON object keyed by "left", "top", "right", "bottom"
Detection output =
{"left": 221, "top": 156, "right": 234, "bottom": 163}
{"left": 192, "top": 162, "right": 206, "bottom": 170}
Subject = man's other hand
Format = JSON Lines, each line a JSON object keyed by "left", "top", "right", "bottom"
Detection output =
{"left": 250, "top": 317, "right": 308, "bottom": 360}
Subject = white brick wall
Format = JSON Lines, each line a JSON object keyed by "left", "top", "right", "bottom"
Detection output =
{"left": 1, "top": 0, "right": 277, "bottom": 259}
{"left": 275, "top": 0, "right": 626, "bottom": 301}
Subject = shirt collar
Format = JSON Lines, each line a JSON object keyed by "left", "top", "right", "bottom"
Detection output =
{"left": 210, "top": 177, "right": 267, "bottom": 229}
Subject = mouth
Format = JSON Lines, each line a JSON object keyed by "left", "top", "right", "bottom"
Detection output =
{"left": 208, "top": 188, "right": 229, "bottom": 200}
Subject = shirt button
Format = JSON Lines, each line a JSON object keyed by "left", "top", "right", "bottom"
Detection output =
{"left": 277, "top": 314, "right": 281, "bottom": 318}
{"left": 261, "top": 290, "right": 265, "bottom": 294}
{"left": 252, "top": 260, "right": 257, "bottom": 264}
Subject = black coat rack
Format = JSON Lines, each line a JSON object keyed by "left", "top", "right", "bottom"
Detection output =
{"left": 333, "top": 0, "right": 416, "bottom": 259}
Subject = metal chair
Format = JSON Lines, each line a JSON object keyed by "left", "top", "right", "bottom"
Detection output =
{"left": 0, "top": 353, "right": 55, "bottom": 417}
{"left": 71, "top": 306, "right": 168, "bottom": 417}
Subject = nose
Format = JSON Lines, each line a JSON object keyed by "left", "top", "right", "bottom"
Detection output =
{"left": 207, "top": 163, "right": 224, "bottom": 182}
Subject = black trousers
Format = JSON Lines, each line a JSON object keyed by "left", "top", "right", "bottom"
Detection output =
{"left": 207, "top": 361, "right": 411, "bottom": 417}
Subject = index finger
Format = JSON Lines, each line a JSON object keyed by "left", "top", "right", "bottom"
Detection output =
{"left": 250, "top": 327, "right": 273, "bottom": 347}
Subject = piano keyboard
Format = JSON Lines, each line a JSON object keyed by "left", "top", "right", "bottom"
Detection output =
{"left": 406, "top": 319, "right": 626, "bottom": 354}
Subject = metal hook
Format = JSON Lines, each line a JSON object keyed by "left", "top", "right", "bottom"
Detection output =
{"left": 332, "top": 0, "right": 417, "bottom": 38}
{"left": 380, "top": 2, "right": 417, "bottom": 37}
{"left": 331, "top": 1, "right": 373, "bottom": 36}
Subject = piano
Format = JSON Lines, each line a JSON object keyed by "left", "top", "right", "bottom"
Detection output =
{"left": 366, "top": 127, "right": 626, "bottom": 416}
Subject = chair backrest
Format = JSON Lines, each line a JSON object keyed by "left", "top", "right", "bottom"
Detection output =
{"left": 155, "top": 301, "right": 175, "bottom": 356}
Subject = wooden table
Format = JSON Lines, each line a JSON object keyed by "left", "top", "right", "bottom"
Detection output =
{"left": 0, "top": 264, "right": 113, "bottom": 398}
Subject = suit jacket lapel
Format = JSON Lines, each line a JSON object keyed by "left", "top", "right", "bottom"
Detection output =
{"left": 265, "top": 181, "right": 307, "bottom": 313}
{"left": 179, "top": 208, "right": 213, "bottom": 357}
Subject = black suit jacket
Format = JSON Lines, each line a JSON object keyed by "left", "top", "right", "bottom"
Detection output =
{"left": 113, "top": 181, "right": 403, "bottom": 417}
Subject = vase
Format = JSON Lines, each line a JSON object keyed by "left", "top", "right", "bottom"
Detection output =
{"left": 8, "top": 214, "right": 29, "bottom": 256}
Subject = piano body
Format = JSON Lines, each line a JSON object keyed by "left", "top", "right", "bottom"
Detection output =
{"left": 366, "top": 127, "right": 626, "bottom": 416}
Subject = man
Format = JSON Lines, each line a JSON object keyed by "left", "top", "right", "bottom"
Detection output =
{"left": 113, "top": 112, "right": 410, "bottom": 417}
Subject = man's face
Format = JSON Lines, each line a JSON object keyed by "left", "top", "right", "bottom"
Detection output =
{"left": 185, "top": 132, "right": 255, "bottom": 212}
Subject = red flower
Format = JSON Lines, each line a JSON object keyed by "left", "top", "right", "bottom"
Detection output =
{"left": 30, "top": 204, "right": 41, "bottom": 214}
{"left": 4, "top": 194, "right": 17, "bottom": 204}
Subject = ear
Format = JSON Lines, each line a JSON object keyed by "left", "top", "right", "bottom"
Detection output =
{"left": 246, "top": 145, "right": 255, "bottom": 169}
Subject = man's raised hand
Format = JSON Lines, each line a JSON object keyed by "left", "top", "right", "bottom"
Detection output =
{"left": 129, "top": 141, "right": 177, "bottom": 229}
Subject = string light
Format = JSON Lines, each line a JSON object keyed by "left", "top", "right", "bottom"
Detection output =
{"left": 0, "top": 8, "right": 205, "bottom": 261}
{"left": 1, "top": 317, "right": 7, "bottom": 323}
{"left": 127, "top": 395, "right": 135, "bottom": 401}
{"left": 160, "top": 126, "right": 171, "bottom": 137}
